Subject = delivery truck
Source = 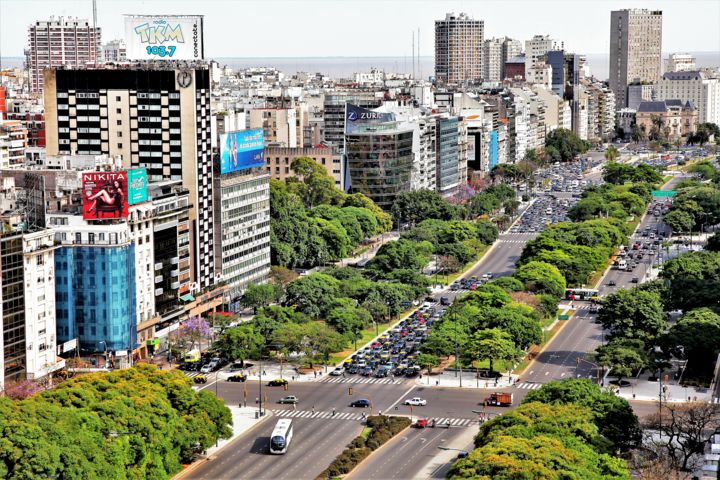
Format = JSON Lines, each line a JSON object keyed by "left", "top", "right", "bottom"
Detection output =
{"left": 484, "top": 392, "right": 513, "bottom": 407}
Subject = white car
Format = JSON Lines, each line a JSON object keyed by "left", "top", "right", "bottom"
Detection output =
{"left": 330, "top": 367, "right": 345, "bottom": 376}
{"left": 403, "top": 397, "right": 427, "bottom": 406}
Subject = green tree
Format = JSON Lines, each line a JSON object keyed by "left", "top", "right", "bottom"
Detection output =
{"left": 342, "top": 193, "right": 392, "bottom": 232}
{"left": 706, "top": 233, "right": 720, "bottom": 252}
{"left": 513, "top": 261, "right": 567, "bottom": 299}
{"left": 468, "top": 328, "right": 520, "bottom": 374}
{"left": 491, "top": 276, "right": 525, "bottom": 292}
{"left": 661, "top": 251, "right": 720, "bottom": 310}
{"left": 416, "top": 353, "right": 440, "bottom": 375}
{"left": 597, "top": 289, "right": 666, "bottom": 342}
{"left": 523, "top": 379, "right": 642, "bottom": 452}
{"left": 545, "top": 128, "right": 590, "bottom": 162}
{"left": 475, "top": 305, "right": 542, "bottom": 350}
{"left": 390, "top": 189, "right": 466, "bottom": 226}
{"left": 604, "top": 145, "right": 619, "bottom": 162}
{"left": 240, "top": 283, "right": 284, "bottom": 312}
{"left": 325, "top": 305, "right": 372, "bottom": 349}
{"left": 214, "top": 323, "right": 264, "bottom": 364}
{"left": 367, "top": 239, "right": 433, "bottom": 273}
{"left": 284, "top": 273, "right": 340, "bottom": 318}
{"left": 664, "top": 209, "right": 695, "bottom": 234}
{"left": 660, "top": 308, "right": 720, "bottom": 380}
{"left": 596, "top": 338, "right": 647, "bottom": 386}
{"left": 288, "top": 156, "right": 345, "bottom": 207}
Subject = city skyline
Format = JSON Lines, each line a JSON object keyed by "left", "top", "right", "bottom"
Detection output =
{"left": 1, "top": 0, "right": 719, "bottom": 59}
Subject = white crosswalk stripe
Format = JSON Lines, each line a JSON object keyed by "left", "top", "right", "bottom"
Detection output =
{"left": 319, "top": 376, "right": 405, "bottom": 385}
{"left": 515, "top": 382, "right": 542, "bottom": 390}
{"left": 270, "top": 410, "right": 364, "bottom": 421}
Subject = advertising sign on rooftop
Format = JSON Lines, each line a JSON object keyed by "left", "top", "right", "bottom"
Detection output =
{"left": 345, "top": 103, "right": 395, "bottom": 134}
{"left": 124, "top": 15, "right": 204, "bottom": 61}
{"left": 127, "top": 168, "right": 149, "bottom": 205}
{"left": 82, "top": 171, "right": 129, "bottom": 220}
{"left": 220, "top": 129, "right": 265, "bottom": 174}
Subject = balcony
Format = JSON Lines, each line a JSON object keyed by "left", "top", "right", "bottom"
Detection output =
{"left": 154, "top": 275, "right": 163, "bottom": 283}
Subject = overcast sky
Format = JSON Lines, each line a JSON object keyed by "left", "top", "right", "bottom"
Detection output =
{"left": 1, "top": 0, "right": 719, "bottom": 58}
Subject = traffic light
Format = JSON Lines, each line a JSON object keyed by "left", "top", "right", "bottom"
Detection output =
{"left": 284, "top": 383, "right": 288, "bottom": 391}
{"left": 348, "top": 387, "right": 353, "bottom": 396}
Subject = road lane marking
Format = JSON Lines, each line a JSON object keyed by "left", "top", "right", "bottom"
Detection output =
{"left": 545, "top": 371, "right": 549, "bottom": 376}
{"left": 386, "top": 384, "right": 417, "bottom": 412}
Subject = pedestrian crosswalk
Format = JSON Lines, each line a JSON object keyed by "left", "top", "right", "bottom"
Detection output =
{"left": 712, "top": 398, "right": 720, "bottom": 404}
{"left": 514, "top": 382, "right": 542, "bottom": 390}
{"left": 270, "top": 409, "right": 477, "bottom": 427}
{"left": 318, "top": 376, "right": 406, "bottom": 385}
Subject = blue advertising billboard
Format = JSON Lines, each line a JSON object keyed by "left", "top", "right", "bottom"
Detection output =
{"left": 220, "top": 129, "right": 265, "bottom": 174}
{"left": 345, "top": 103, "right": 395, "bottom": 134}
{"left": 127, "top": 168, "right": 148, "bottom": 205}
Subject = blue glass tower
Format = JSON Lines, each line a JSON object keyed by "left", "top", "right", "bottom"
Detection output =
{"left": 55, "top": 245, "right": 136, "bottom": 352}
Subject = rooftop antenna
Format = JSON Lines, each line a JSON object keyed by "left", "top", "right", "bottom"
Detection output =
{"left": 418, "top": 28, "right": 421, "bottom": 80}
{"left": 92, "top": 0, "right": 98, "bottom": 66}
{"left": 412, "top": 30, "right": 415, "bottom": 80}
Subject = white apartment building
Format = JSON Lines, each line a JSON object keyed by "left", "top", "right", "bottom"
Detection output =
{"left": 213, "top": 172, "right": 271, "bottom": 304}
{"left": 483, "top": 38, "right": 504, "bottom": 83}
{"left": 435, "top": 12, "right": 484, "bottom": 84}
{"left": 21, "top": 229, "right": 64, "bottom": 381}
{"left": 527, "top": 63, "right": 553, "bottom": 90}
{"left": 525, "top": 35, "right": 561, "bottom": 77}
{"left": 0, "top": 121, "right": 27, "bottom": 169}
{"left": 355, "top": 69, "right": 385, "bottom": 85}
{"left": 415, "top": 117, "right": 438, "bottom": 190}
{"left": 666, "top": 54, "right": 696, "bottom": 73}
{"left": 656, "top": 71, "right": 720, "bottom": 125}
{"left": 102, "top": 39, "right": 127, "bottom": 63}
{"left": 25, "top": 17, "right": 102, "bottom": 93}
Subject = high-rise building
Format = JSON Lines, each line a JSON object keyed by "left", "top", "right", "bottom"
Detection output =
{"left": 25, "top": 17, "right": 102, "bottom": 94}
{"left": 213, "top": 171, "right": 271, "bottom": 305}
{"left": 483, "top": 38, "right": 504, "bottom": 83}
{"left": 102, "top": 39, "right": 127, "bottom": 63}
{"left": 323, "top": 91, "right": 381, "bottom": 146}
{"left": 609, "top": 9, "right": 663, "bottom": 108}
{"left": 0, "top": 121, "right": 27, "bottom": 169}
{"left": 44, "top": 67, "right": 216, "bottom": 291}
{"left": 435, "top": 12, "right": 484, "bottom": 85}
{"left": 525, "top": 35, "right": 561, "bottom": 78}
{"left": 656, "top": 71, "right": 720, "bottom": 125}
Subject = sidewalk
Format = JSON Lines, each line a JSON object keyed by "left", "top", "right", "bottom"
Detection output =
{"left": 174, "top": 406, "right": 273, "bottom": 479}
{"left": 605, "top": 368, "right": 713, "bottom": 403}
{"left": 415, "top": 369, "right": 518, "bottom": 389}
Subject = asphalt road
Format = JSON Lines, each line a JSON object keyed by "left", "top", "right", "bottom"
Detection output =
{"left": 187, "top": 166, "right": 684, "bottom": 480}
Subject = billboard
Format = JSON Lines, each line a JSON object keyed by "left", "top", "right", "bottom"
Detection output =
{"left": 127, "top": 168, "right": 149, "bottom": 205}
{"left": 345, "top": 103, "right": 395, "bottom": 134}
{"left": 124, "top": 15, "right": 204, "bottom": 61}
{"left": 220, "top": 129, "right": 265, "bottom": 174}
{"left": 82, "top": 171, "right": 129, "bottom": 220}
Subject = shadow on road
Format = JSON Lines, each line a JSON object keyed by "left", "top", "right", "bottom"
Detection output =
{"left": 248, "top": 436, "right": 270, "bottom": 455}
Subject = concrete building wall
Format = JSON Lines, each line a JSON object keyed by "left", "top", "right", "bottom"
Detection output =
{"left": 264, "top": 146, "right": 343, "bottom": 189}
{"left": 435, "top": 12, "right": 484, "bottom": 84}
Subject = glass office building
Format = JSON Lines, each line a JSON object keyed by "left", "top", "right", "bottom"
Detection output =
{"left": 436, "top": 117, "right": 460, "bottom": 196}
{"left": 55, "top": 245, "right": 136, "bottom": 352}
{"left": 345, "top": 126, "right": 414, "bottom": 209}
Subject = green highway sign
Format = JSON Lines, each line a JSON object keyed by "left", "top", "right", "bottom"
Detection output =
{"left": 652, "top": 190, "right": 676, "bottom": 197}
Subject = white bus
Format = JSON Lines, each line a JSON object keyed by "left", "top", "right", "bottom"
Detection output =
{"left": 269, "top": 419, "right": 293, "bottom": 454}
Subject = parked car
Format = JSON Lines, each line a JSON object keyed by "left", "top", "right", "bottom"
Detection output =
{"left": 268, "top": 378, "right": 288, "bottom": 387}
{"left": 403, "top": 397, "right": 427, "bottom": 406}
{"left": 227, "top": 374, "right": 247, "bottom": 382}
{"left": 350, "top": 399, "right": 371, "bottom": 408}
{"left": 631, "top": 277, "right": 640, "bottom": 283}
{"left": 608, "top": 280, "right": 617, "bottom": 286}
{"left": 278, "top": 395, "right": 299, "bottom": 404}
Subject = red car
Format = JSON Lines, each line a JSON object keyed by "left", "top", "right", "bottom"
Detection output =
{"left": 415, "top": 418, "right": 429, "bottom": 428}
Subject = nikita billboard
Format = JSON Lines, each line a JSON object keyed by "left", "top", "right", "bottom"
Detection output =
{"left": 82, "top": 171, "right": 129, "bottom": 220}
{"left": 219, "top": 129, "right": 265, "bottom": 174}
{"left": 127, "top": 168, "right": 149, "bottom": 205}
{"left": 345, "top": 103, "right": 395, "bottom": 134}
{"left": 124, "top": 15, "right": 204, "bottom": 61}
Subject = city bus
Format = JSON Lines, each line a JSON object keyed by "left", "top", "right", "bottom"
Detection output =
{"left": 269, "top": 419, "right": 294, "bottom": 454}
{"left": 565, "top": 288, "right": 599, "bottom": 301}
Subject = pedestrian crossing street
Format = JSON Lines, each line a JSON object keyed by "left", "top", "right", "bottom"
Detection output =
{"left": 270, "top": 409, "right": 477, "bottom": 427}
{"left": 514, "top": 382, "right": 542, "bottom": 390}
{"left": 318, "top": 376, "right": 406, "bottom": 385}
